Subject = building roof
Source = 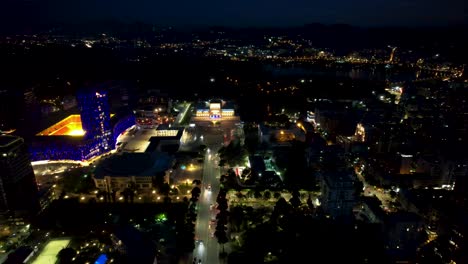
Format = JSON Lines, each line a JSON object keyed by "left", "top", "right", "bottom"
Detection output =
{"left": 0, "top": 135, "right": 22, "bottom": 148}
{"left": 323, "top": 170, "right": 355, "bottom": 189}
{"left": 249, "top": 155, "right": 266, "bottom": 173}
{"left": 93, "top": 152, "right": 173, "bottom": 179}
{"left": 0, "top": 135, "right": 24, "bottom": 153}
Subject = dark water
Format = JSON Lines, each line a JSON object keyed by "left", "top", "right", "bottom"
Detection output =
{"left": 263, "top": 64, "right": 418, "bottom": 83}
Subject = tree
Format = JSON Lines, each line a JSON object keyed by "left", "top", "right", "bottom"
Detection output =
{"left": 187, "top": 211, "right": 197, "bottom": 223}
{"left": 215, "top": 228, "right": 229, "bottom": 254}
{"left": 152, "top": 171, "right": 166, "bottom": 189}
{"left": 216, "top": 212, "right": 229, "bottom": 225}
{"left": 217, "top": 201, "right": 228, "bottom": 212}
{"left": 198, "top": 144, "right": 207, "bottom": 153}
{"left": 264, "top": 191, "right": 271, "bottom": 200}
{"left": 191, "top": 187, "right": 201, "bottom": 199}
{"left": 192, "top": 179, "right": 201, "bottom": 186}
{"left": 254, "top": 190, "right": 262, "bottom": 199}
{"left": 160, "top": 183, "right": 171, "bottom": 196}
{"left": 274, "top": 197, "right": 290, "bottom": 215}
{"left": 219, "top": 159, "right": 227, "bottom": 167}
{"left": 307, "top": 194, "right": 315, "bottom": 210}
{"left": 289, "top": 189, "right": 302, "bottom": 208}
{"left": 273, "top": 192, "right": 281, "bottom": 199}
{"left": 354, "top": 180, "right": 364, "bottom": 196}
{"left": 57, "top": 248, "right": 76, "bottom": 264}
{"left": 229, "top": 206, "right": 244, "bottom": 232}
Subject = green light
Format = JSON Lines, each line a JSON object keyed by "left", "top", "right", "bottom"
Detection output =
{"left": 155, "top": 213, "right": 167, "bottom": 223}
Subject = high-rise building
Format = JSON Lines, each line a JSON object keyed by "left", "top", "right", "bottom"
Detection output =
{"left": 0, "top": 135, "right": 39, "bottom": 219}
{"left": 320, "top": 170, "right": 356, "bottom": 220}
{"left": 31, "top": 84, "right": 134, "bottom": 161}
{"left": 77, "top": 87, "right": 113, "bottom": 153}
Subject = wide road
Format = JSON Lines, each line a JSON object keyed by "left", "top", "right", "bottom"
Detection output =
{"left": 193, "top": 127, "right": 225, "bottom": 264}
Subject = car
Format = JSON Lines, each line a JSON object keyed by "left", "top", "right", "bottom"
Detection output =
{"left": 206, "top": 184, "right": 211, "bottom": 191}
{"left": 196, "top": 239, "right": 204, "bottom": 245}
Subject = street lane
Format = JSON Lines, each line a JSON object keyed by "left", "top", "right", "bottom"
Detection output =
{"left": 191, "top": 119, "right": 240, "bottom": 264}
{"left": 193, "top": 138, "right": 223, "bottom": 264}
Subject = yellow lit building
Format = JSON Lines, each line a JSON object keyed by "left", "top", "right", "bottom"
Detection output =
{"left": 195, "top": 100, "right": 235, "bottom": 119}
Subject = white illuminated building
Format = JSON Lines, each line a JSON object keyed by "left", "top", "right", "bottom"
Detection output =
{"left": 195, "top": 99, "right": 235, "bottom": 119}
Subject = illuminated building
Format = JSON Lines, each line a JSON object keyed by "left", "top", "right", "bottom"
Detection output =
{"left": 146, "top": 126, "right": 184, "bottom": 153}
{"left": 77, "top": 88, "right": 113, "bottom": 151}
{"left": 0, "top": 135, "right": 39, "bottom": 219}
{"left": 36, "top": 115, "right": 85, "bottom": 136}
{"left": 135, "top": 106, "right": 174, "bottom": 129}
{"left": 258, "top": 123, "right": 305, "bottom": 145}
{"left": 354, "top": 123, "right": 366, "bottom": 142}
{"left": 399, "top": 154, "right": 414, "bottom": 175}
{"left": 93, "top": 151, "right": 173, "bottom": 193}
{"left": 30, "top": 86, "right": 134, "bottom": 161}
{"left": 135, "top": 90, "right": 173, "bottom": 128}
{"left": 112, "top": 113, "right": 136, "bottom": 145}
{"left": 195, "top": 100, "right": 235, "bottom": 119}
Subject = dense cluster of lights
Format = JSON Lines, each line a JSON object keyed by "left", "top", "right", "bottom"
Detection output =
{"left": 30, "top": 89, "right": 134, "bottom": 161}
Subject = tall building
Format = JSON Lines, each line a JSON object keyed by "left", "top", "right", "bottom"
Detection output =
{"left": 0, "top": 135, "right": 39, "bottom": 219}
{"left": 320, "top": 170, "right": 356, "bottom": 220}
{"left": 31, "top": 84, "right": 134, "bottom": 161}
{"left": 77, "top": 87, "right": 113, "bottom": 153}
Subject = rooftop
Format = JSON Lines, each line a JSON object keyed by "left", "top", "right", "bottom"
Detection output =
{"left": 93, "top": 151, "right": 173, "bottom": 178}
{"left": 0, "top": 135, "right": 22, "bottom": 148}
{"left": 36, "top": 115, "right": 85, "bottom": 137}
{"left": 32, "top": 238, "right": 70, "bottom": 264}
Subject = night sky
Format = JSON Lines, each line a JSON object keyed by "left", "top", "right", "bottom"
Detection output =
{"left": 1, "top": 0, "right": 466, "bottom": 28}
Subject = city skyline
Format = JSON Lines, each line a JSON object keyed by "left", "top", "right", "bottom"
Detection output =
{"left": 0, "top": 2, "right": 467, "bottom": 263}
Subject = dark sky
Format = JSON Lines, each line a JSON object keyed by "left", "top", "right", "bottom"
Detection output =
{"left": 1, "top": 0, "right": 466, "bottom": 29}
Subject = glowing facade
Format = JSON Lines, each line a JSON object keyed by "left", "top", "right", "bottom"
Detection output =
{"left": 77, "top": 89, "right": 113, "bottom": 151}
{"left": 30, "top": 86, "right": 134, "bottom": 161}
{"left": 195, "top": 100, "right": 235, "bottom": 119}
{"left": 36, "top": 115, "right": 85, "bottom": 136}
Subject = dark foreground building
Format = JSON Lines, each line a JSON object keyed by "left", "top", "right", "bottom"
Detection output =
{"left": 0, "top": 135, "right": 39, "bottom": 220}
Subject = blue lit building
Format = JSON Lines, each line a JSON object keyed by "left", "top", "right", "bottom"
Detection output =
{"left": 111, "top": 113, "right": 136, "bottom": 146}
{"left": 77, "top": 88, "right": 113, "bottom": 153}
{"left": 30, "top": 84, "right": 135, "bottom": 161}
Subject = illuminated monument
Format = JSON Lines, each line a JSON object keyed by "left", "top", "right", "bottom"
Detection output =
{"left": 195, "top": 100, "right": 235, "bottom": 119}
{"left": 30, "top": 85, "right": 134, "bottom": 161}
